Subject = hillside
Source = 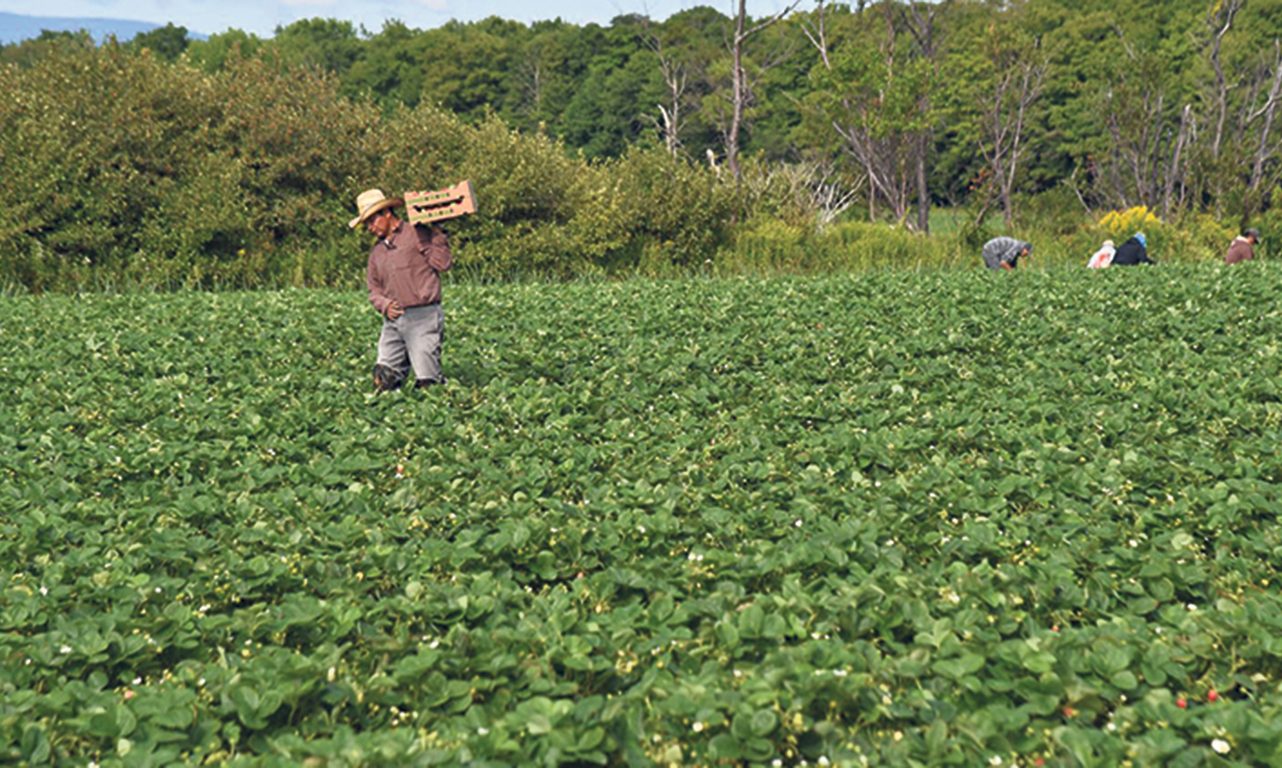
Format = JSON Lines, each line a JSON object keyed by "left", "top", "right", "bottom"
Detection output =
{"left": 0, "top": 11, "right": 194, "bottom": 44}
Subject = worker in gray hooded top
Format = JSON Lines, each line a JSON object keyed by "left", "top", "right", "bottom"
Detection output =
{"left": 981, "top": 237, "right": 1033, "bottom": 271}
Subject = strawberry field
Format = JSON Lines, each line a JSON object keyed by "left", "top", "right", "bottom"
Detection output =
{"left": 5, "top": 264, "right": 1282, "bottom": 766}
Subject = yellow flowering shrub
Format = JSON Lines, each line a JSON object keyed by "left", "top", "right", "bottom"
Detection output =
{"left": 1098, "top": 206, "right": 1162, "bottom": 237}
{"left": 1083, "top": 207, "right": 1230, "bottom": 263}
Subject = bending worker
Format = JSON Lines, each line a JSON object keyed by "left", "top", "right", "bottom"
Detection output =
{"left": 982, "top": 237, "right": 1033, "bottom": 271}
{"left": 1225, "top": 227, "right": 1260, "bottom": 265}
{"left": 1111, "top": 232, "right": 1153, "bottom": 266}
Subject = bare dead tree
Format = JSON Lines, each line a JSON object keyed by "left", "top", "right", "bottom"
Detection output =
{"left": 899, "top": 1, "right": 941, "bottom": 233}
{"left": 1102, "top": 81, "right": 1196, "bottom": 215}
{"left": 832, "top": 120, "right": 920, "bottom": 223}
{"left": 1066, "top": 165, "right": 1093, "bottom": 213}
{"left": 803, "top": 0, "right": 935, "bottom": 229}
{"left": 1095, "top": 21, "right": 1228, "bottom": 217}
{"left": 979, "top": 49, "right": 1045, "bottom": 227}
{"left": 799, "top": 0, "right": 831, "bottom": 69}
{"left": 726, "top": 0, "right": 801, "bottom": 179}
{"left": 1163, "top": 104, "right": 1195, "bottom": 217}
{"left": 804, "top": 162, "right": 863, "bottom": 226}
{"left": 643, "top": 33, "right": 690, "bottom": 156}
{"left": 801, "top": 0, "right": 879, "bottom": 217}
{"left": 1207, "top": 0, "right": 1243, "bottom": 163}
{"left": 1248, "top": 39, "right": 1282, "bottom": 196}
{"left": 740, "top": 160, "right": 862, "bottom": 225}
{"left": 782, "top": 160, "right": 862, "bottom": 226}
{"left": 513, "top": 46, "right": 546, "bottom": 123}
{"left": 1105, "top": 90, "right": 1162, "bottom": 207}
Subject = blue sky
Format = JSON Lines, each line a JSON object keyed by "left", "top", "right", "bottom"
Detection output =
{"left": 0, "top": 0, "right": 802, "bottom": 37}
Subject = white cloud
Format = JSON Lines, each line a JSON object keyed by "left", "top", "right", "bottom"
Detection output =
{"left": 408, "top": 0, "right": 449, "bottom": 11}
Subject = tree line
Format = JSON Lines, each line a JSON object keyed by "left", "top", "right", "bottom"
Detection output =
{"left": 2, "top": 0, "right": 1279, "bottom": 290}
{"left": 115, "top": 0, "right": 1282, "bottom": 227}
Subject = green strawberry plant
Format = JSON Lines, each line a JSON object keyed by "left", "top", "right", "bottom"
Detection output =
{"left": 3, "top": 264, "right": 1282, "bottom": 765}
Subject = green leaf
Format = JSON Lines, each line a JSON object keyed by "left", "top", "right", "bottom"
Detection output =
{"left": 577, "top": 727, "right": 605, "bottom": 752}
{"left": 750, "top": 709, "right": 778, "bottom": 737}
{"left": 1023, "top": 651, "right": 1057, "bottom": 675}
{"left": 934, "top": 653, "right": 985, "bottom": 680}
{"left": 708, "top": 733, "right": 741, "bottom": 760}
{"left": 527, "top": 714, "right": 553, "bottom": 735}
{"left": 20, "top": 726, "right": 50, "bottom": 764}
{"left": 1111, "top": 670, "right": 1139, "bottom": 690}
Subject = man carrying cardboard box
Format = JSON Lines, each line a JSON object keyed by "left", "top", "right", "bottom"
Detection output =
{"left": 350, "top": 188, "right": 453, "bottom": 391}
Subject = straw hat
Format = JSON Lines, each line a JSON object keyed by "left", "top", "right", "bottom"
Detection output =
{"left": 348, "top": 188, "right": 403, "bottom": 229}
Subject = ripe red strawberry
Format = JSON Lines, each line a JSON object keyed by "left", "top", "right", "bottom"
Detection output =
{"left": 1176, "top": 697, "right": 1188, "bottom": 709}
{"left": 1207, "top": 690, "right": 1219, "bottom": 702}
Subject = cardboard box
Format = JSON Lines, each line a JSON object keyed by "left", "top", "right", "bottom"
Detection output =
{"left": 404, "top": 180, "right": 477, "bottom": 225}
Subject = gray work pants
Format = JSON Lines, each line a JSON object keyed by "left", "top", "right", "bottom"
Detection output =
{"left": 377, "top": 303, "right": 443, "bottom": 384}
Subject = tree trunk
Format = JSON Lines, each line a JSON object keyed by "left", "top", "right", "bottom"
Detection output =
{"left": 915, "top": 135, "right": 929, "bottom": 232}
{"left": 1249, "top": 40, "right": 1282, "bottom": 197}
{"left": 903, "top": 4, "right": 939, "bottom": 234}
{"left": 1162, "top": 104, "right": 1194, "bottom": 219}
{"left": 727, "top": 0, "right": 748, "bottom": 180}
{"left": 725, "top": 0, "right": 799, "bottom": 180}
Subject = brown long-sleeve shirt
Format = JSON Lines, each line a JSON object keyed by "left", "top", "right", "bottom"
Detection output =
{"left": 366, "top": 222, "right": 453, "bottom": 317}
{"left": 1225, "top": 236, "right": 1255, "bottom": 265}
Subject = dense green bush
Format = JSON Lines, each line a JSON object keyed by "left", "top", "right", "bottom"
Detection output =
{"left": 0, "top": 45, "right": 222, "bottom": 289}
{"left": 0, "top": 41, "right": 744, "bottom": 289}
{"left": 0, "top": 43, "right": 383, "bottom": 290}
{"left": 598, "top": 144, "right": 736, "bottom": 274}
{"left": 447, "top": 115, "right": 608, "bottom": 277}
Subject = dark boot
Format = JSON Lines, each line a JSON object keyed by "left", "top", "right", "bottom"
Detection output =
{"left": 373, "top": 364, "right": 405, "bottom": 392}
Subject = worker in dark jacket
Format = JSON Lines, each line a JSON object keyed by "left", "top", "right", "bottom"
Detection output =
{"left": 1111, "top": 232, "right": 1153, "bottom": 266}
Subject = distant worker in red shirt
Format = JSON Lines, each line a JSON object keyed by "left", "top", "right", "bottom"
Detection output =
{"left": 1225, "top": 227, "right": 1260, "bottom": 265}
{"left": 350, "top": 188, "right": 454, "bottom": 392}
